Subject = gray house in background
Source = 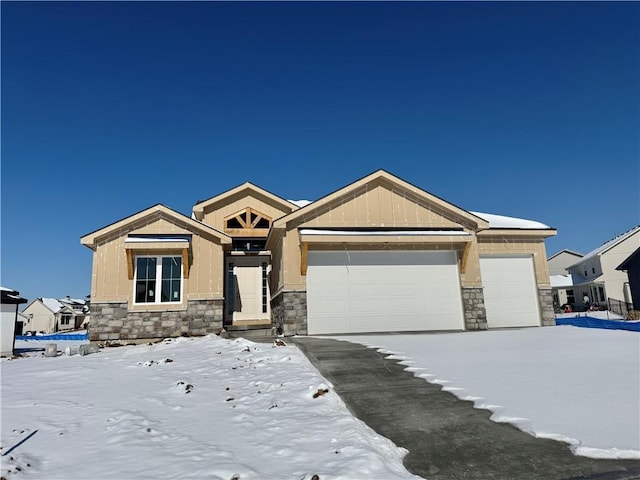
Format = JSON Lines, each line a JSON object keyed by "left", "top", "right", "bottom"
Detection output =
{"left": 547, "top": 249, "right": 583, "bottom": 276}
{"left": 617, "top": 247, "right": 640, "bottom": 311}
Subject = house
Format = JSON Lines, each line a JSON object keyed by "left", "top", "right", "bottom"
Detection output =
{"left": 1, "top": 287, "right": 28, "bottom": 356}
{"left": 566, "top": 226, "right": 640, "bottom": 312}
{"left": 547, "top": 249, "right": 583, "bottom": 310}
{"left": 547, "top": 249, "right": 583, "bottom": 276}
{"left": 81, "top": 170, "right": 557, "bottom": 343}
{"left": 21, "top": 297, "right": 89, "bottom": 334}
{"left": 616, "top": 246, "right": 640, "bottom": 311}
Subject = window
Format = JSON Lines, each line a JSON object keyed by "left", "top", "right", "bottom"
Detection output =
{"left": 592, "top": 267, "right": 596, "bottom": 274}
{"left": 61, "top": 314, "right": 71, "bottom": 325}
{"left": 135, "top": 256, "right": 182, "bottom": 304}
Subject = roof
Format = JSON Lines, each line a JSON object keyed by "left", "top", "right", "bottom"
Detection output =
{"left": 567, "top": 225, "right": 640, "bottom": 269}
{"left": 470, "top": 211, "right": 552, "bottom": 230}
{"left": 617, "top": 246, "right": 640, "bottom": 271}
{"left": 81, "top": 204, "right": 232, "bottom": 250}
{"left": 42, "top": 298, "right": 64, "bottom": 313}
{"left": 0, "top": 287, "right": 28, "bottom": 305}
{"left": 547, "top": 249, "right": 584, "bottom": 262}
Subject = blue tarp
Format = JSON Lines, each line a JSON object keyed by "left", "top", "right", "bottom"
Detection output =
{"left": 15, "top": 333, "right": 89, "bottom": 341}
{"left": 555, "top": 317, "right": 640, "bottom": 332}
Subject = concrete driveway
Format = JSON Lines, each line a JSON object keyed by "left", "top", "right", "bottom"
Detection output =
{"left": 292, "top": 337, "right": 640, "bottom": 480}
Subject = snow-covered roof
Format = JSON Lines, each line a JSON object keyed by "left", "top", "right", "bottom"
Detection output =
{"left": 59, "top": 297, "right": 87, "bottom": 306}
{"left": 550, "top": 274, "right": 573, "bottom": 288}
{"left": 567, "top": 226, "right": 640, "bottom": 269}
{"left": 41, "top": 298, "right": 64, "bottom": 313}
{"left": 1, "top": 287, "right": 28, "bottom": 304}
{"left": 470, "top": 211, "right": 552, "bottom": 230}
{"left": 287, "top": 199, "right": 312, "bottom": 208}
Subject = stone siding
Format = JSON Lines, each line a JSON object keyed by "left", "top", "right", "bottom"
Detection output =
{"left": 89, "top": 299, "right": 224, "bottom": 343}
{"left": 272, "top": 291, "right": 307, "bottom": 336}
{"left": 462, "top": 287, "right": 488, "bottom": 330}
{"left": 538, "top": 288, "right": 556, "bottom": 326}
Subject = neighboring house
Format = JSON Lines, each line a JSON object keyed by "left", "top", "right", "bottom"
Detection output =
{"left": 566, "top": 226, "right": 640, "bottom": 311}
{"left": 21, "top": 297, "right": 89, "bottom": 334}
{"left": 616, "top": 246, "right": 640, "bottom": 311}
{"left": 547, "top": 249, "right": 583, "bottom": 276}
{"left": 16, "top": 312, "right": 29, "bottom": 335}
{"left": 550, "top": 274, "right": 574, "bottom": 311}
{"left": 1, "top": 287, "right": 27, "bottom": 356}
{"left": 547, "top": 249, "right": 583, "bottom": 310}
{"left": 81, "top": 170, "right": 557, "bottom": 343}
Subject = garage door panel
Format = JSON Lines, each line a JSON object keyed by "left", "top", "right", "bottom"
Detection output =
{"left": 480, "top": 256, "right": 540, "bottom": 328}
{"left": 307, "top": 250, "right": 464, "bottom": 334}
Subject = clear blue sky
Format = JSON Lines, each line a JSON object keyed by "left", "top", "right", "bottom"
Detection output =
{"left": 2, "top": 1, "right": 638, "bottom": 303}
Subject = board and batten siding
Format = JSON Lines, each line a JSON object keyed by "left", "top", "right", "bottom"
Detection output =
{"left": 90, "top": 215, "right": 226, "bottom": 309}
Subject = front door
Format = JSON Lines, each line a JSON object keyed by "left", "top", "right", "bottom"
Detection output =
{"left": 225, "top": 256, "right": 270, "bottom": 325}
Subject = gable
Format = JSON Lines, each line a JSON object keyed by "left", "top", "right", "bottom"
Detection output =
{"left": 272, "top": 170, "right": 488, "bottom": 231}
{"left": 192, "top": 183, "right": 298, "bottom": 231}
{"left": 81, "top": 204, "right": 231, "bottom": 250}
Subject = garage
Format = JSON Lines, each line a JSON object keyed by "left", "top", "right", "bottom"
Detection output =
{"left": 306, "top": 250, "right": 465, "bottom": 334}
{"left": 479, "top": 255, "right": 541, "bottom": 328}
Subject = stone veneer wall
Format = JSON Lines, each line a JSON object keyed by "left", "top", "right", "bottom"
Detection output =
{"left": 89, "top": 299, "right": 224, "bottom": 343}
{"left": 461, "top": 287, "right": 488, "bottom": 330}
{"left": 272, "top": 291, "right": 307, "bottom": 336}
{"left": 538, "top": 288, "right": 556, "bottom": 326}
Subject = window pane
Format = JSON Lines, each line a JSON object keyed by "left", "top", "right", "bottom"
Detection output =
{"left": 135, "top": 257, "right": 157, "bottom": 303}
{"left": 161, "top": 257, "right": 181, "bottom": 302}
{"left": 136, "top": 257, "right": 156, "bottom": 280}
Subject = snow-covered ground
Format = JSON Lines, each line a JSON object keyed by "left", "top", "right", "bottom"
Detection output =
{"left": 335, "top": 326, "right": 640, "bottom": 459}
{"left": 1, "top": 335, "right": 418, "bottom": 480}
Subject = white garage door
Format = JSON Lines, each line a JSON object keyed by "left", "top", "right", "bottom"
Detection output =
{"left": 306, "top": 250, "right": 464, "bottom": 335}
{"left": 479, "top": 256, "right": 541, "bottom": 328}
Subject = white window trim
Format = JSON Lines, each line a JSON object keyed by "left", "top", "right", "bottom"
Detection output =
{"left": 133, "top": 255, "right": 183, "bottom": 305}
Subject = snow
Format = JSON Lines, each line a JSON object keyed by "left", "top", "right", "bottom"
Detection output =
{"left": 470, "top": 211, "right": 552, "bottom": 229}
{"left": 549, "top": 274, "right": 573, "bottom": 288}
{"left": 1, "top": 335, "right": 418, "bottom": 480}
{"left": 288, "top": 199, "right": 312, "bottom": 208}
{"left": 40, "top": 298, "right": 63, "bottom": 314}
{"left": 333, "top": 327, "right": 639, "bottom": 459}
{"left": 566, "top": 225, "right": 640, "bottom": 267}
{"left": 555, "top": 310, "right": 625, "bottom": 320}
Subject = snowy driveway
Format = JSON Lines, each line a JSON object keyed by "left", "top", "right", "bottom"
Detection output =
{"left": 334, "top": 326, "right": 640, "bottom": 459}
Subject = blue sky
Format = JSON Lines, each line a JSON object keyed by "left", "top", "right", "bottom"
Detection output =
{"left": 2, "top": 1, "right": 638, "bottom": 303}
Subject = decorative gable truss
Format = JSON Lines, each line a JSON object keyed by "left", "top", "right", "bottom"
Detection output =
{"left": 223, "top": 208, "right": 272, "bottom": 237}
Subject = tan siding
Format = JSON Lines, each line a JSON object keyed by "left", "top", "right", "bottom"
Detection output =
{"left": 90, "top": 216, "right": 225, "bottom": 307}
{"left": 291, "top": 183, "right": 463, "bottom": 230}
{"left": 477, "top": 237, "right": 550, "bottom": 285}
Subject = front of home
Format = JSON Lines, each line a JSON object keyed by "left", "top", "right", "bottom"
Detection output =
{"left": 81, "top": 170, "right": 557, "bottom": 343}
